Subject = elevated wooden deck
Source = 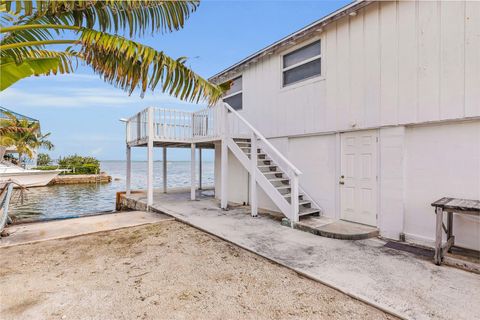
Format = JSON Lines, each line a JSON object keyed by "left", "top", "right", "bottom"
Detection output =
{"left": 125, "top": 107, "right": 224, "bottom": 149}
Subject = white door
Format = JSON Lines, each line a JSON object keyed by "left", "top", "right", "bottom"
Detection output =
{"left": 340, "top": 130, "right": 378, "bottom": 226}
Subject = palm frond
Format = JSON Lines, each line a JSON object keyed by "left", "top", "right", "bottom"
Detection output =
{"left": 4, "top": 1, "right": 199, "bottom": 37}
{"left": 0, "top": 49, "right": 77, "bottom": 89}
{"left": 0, "top": 126, "right": 33, "bottom": 135}
{"left": 79, "top": 29, "right": 223, "bottom": 103}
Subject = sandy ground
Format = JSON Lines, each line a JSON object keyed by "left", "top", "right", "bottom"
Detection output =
{"left": 0, "top": 221, "right": 396, "bottom": 320}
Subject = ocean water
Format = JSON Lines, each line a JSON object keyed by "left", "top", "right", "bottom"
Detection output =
{"left": 10, "top": 161, "right": 214, "bottom": 222}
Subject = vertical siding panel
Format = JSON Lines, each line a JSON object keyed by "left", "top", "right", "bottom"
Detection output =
{"left": 325, "top": 23, "right": 338, "bottom": 131}
{"left": 267, "top": 56, "right": 277, "bottom": 137}
{"left": 397, "top": 0, "right": 418, "bottom": 124}
{"left": 380, "top": 1, "right": 398, "bottom": 125}
{"left": 417, "top": 0, "right": 440, "bottom": 121}
{"left": 349, "top": 10, "right": 365, "bottom": 128}
{"left": 363, "top": 2, "right": 381, "bottom": 128}
{"left": 336, "top": 18, "right": 350, "bottom": 130}
{"left": 465, "top": 1, "right": 480, "bottom": 117}
{"left": 440, "top": 1, "right": 465, "bottom": 119}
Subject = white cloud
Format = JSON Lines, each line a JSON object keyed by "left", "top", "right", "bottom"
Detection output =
{"left": 0, "top": 73, "right": 207, "bottom": 110}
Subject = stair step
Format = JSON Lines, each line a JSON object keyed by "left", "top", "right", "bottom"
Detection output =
{"left": 299, "top": 208, "right": 321, "bottom": 217}
{"left": 268, "top": 178, "right": 289, "bottom": 182}
{"left": 299, "top": 200, "right": 311, "bottom": 206}
{"left": 262, "top": 171, "right": 283, "bottom": 175}
{"left": 241, "top": 148, "right": 262, "bottom": 153}
{"left": 283, "top": 193, "right": 304, "bottom": 200}
{"left": 276, "top": 185, "right": 291, "bottom": 190}
{"left": 246, "top": 153, "right": 267, "bottom": 157}
{"left": 258, "top": 165, "right": 277, "bottom": 168}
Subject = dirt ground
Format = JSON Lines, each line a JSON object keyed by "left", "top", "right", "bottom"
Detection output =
{"left": 0, "top": 220, "right": 397, "bottom": 320}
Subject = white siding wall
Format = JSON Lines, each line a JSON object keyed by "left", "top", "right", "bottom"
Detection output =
{"left": 237, "top": 0, "right": 479, "bottom": 138}
{"left": 214, "top": 144, "right": 249, "bottom": 205}
{"left": 215, "top": 0, "right": 480, "bottom": 250}
{"left": 403, "top": 121, "right": 480, "bottom": 250}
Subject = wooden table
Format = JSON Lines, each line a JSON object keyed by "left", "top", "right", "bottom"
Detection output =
{"left": 431, "top": 197, "right": 480, "bottom": 265}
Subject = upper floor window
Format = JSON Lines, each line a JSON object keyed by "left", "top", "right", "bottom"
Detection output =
{"left": 223, "top": 76, "right": 242, "bottom": 110}
{"left": 282, "top": 40, "right": 321, "bottom": 86}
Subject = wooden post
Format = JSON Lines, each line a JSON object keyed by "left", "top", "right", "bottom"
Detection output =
{"left": 220, "top": 105, "right": 229, "bottom": 209}
{"left": 199, "top": 147, "right": 203, "bottom": 190}
{"left": 147, "top": 107, "right": 154, "bottom": 207}
{"left": 434, "top": 207, "right": 443, "bottom": 265}
{"left": 126, "top": 145, "right": 131, "bottom": 196}
{"left": 250, "top": 134, "right": 258, "bottom": 217}
{"left": 162, "top": 146, "right": 167, "bottom": 193}
{"left": 291, "top": 173, "right": 299, "bottom": 224}
{"left": 191, "top": 143, "right": 196, "bottom": 200}
{"left": 447, "top": 211, "right": 453, "bottom": 253}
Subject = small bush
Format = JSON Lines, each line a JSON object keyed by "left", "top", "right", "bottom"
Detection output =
{"left": 34, "top": 155, "right": 100, "bottom": 175}
{"left": 37, "top": 153, "right": 52, "bottom": 166}
{"left": 70, "top": 164, "right": 99, "bottom": 175}
{"left": 33, "top": 165, "right": 58, "bottom": 171}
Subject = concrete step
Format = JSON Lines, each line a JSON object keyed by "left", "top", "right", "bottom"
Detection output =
{"left": 286, "top": 217, "right": 380, "bottom": 240}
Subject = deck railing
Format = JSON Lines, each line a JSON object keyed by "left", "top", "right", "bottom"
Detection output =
{"left": 126, "top": 105, "right": 222, "bottom": 144}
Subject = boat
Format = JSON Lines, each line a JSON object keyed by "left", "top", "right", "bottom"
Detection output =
{"left": 0, "top": 162, "right": 63, "bottom": 188}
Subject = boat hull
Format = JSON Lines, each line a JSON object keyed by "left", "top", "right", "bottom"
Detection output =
{"left": 0, "top": 170, "right": 62, "bottom": 188}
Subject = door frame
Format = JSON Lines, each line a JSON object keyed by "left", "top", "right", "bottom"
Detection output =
{"left": 336, "top": 129, "right": 380, "bottom": 226}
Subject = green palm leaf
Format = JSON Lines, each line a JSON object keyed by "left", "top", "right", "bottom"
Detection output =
{"left": 0, "top": 49, "right": 76, "bottom": 90}
{"left": 0, "top": 0, "right": 225, "bottom": 103}
{"left": 4, "top": 1, "right": 199, "bottom": 36}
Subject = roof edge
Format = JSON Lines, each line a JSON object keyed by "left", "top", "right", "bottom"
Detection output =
{"left": 209, "top": 0, "right": 372, "bottom": 83}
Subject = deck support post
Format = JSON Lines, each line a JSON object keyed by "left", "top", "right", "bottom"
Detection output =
{"left": 291, "top": 174, "right": 299, "bottom": 224}
{"left": 147, "top": 107, "right": 154, "bottom": 207}
{"left": 199, "top": 147, "right": 203, "bottom": 190}
{"left": 162, "top": 147, "right": 167, "bottom": 193}
{"left": 191, "top": 143, "right": 196, "bottom": 200}
{"left": 220, "top": 104, "right": 229, "bottom": 210}
{"left": 250, "top": 133, "right": 258, "bottom": 217}
{"left": 126, "top": 145, "right": 131, "bottom": 196}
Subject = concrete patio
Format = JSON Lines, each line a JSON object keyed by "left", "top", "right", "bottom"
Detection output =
{"left": 121, "top": 189, "right": 480, "bottom": 320}
{"left": 0, "top": 211, "right": 172, "bottom": 248}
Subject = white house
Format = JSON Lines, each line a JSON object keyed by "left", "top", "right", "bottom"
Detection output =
{"left": 125, "top": 0, "right": 479, "bottom": 251}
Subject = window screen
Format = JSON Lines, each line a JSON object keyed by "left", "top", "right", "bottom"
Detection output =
{"left": 283, "top": 59, "right": 321, "bottom": 86}
{"left": 224, "top": 92, "right": 242, "bottom": 111}
{"left": 223, "top": 76, "right": 243, "bottom": 110}
{"left": 283, "top": 41, "right": 321, "bottom": 68}
{"left": 282, "top": 41, "right": 321, "bottom": 86}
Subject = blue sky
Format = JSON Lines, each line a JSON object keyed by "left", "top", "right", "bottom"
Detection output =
{"left": 0, "top": 0, "right": 350, "bottom": 161}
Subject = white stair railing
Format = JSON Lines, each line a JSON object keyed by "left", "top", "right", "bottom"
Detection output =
{"left": 222, "top": 102, "right": 302, "bottom": 222}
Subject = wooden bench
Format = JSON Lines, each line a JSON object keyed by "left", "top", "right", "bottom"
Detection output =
{"left": 431, "top": 197, "right": 480, "bottom": 265}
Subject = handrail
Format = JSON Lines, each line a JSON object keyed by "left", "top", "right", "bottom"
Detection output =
{"left": 222, "top": 102, "right": 303, "bottom": 176}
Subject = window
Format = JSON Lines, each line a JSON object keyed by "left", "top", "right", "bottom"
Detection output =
{"left": 282, "top": 40, "right": 321, "bottom": 86}
{"left": 223, "top": 76, "right": 243, "bottom": 110}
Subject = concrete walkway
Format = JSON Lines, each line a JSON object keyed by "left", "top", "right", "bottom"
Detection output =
{"left": 124, "top": 190, "right": 480, "bottom": 320}
{"left": 0, "top": 211, "right": 172, "bottom": 247}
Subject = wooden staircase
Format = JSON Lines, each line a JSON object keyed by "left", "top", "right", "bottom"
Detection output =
{"left": 232, "top": 138, "right": 321, "bottom": 219}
